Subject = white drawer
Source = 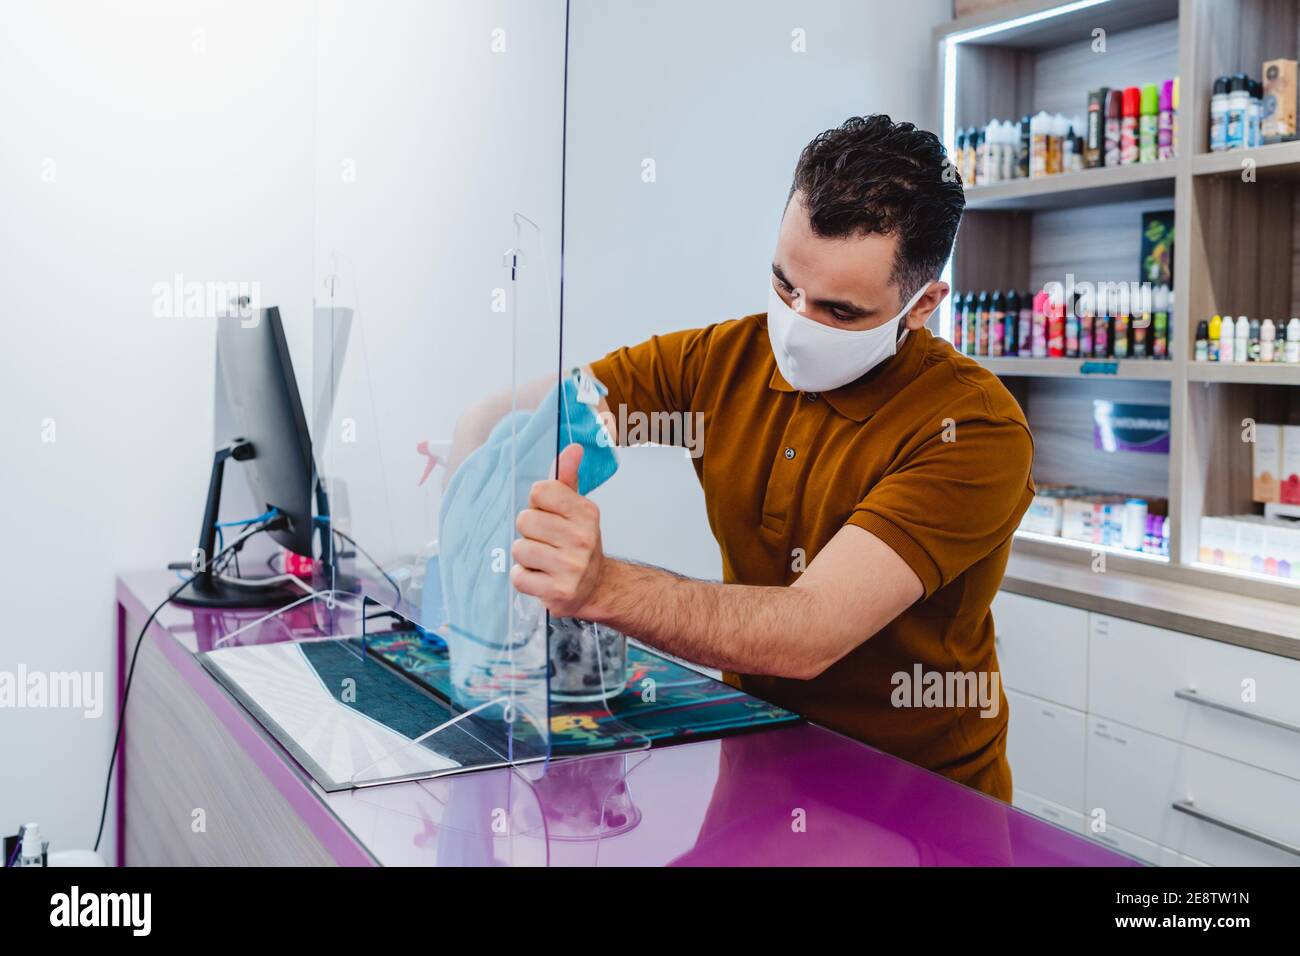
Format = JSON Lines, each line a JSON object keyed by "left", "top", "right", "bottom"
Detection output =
{"left": 1013, "top": 789, "right": 1085, "bottom": 834}
{"left": 1083, "top": 821, "right": 1205, "bottom": 867}
{"left": 1086, "top": 715, "right": 1300, "bottom": 867}
{"left": 1006, "top": 688, "right": 1085, "bottom": 811}
{"left": 992, "top": 591, "right": 1088, "bottom": 710}
{"left": 1089, "top": 614, "right": 1300, "bottom": 781}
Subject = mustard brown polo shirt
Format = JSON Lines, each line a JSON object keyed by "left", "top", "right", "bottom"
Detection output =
{"left": 589, "top": 315, "right": 1034, "bottom": 801}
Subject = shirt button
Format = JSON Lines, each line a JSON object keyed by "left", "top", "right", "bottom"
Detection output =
{"left": 784, "top": 447, "right": 796, "bottom": 460}
{"left": 805, "top": 392, "right": 818, "bottom": 402}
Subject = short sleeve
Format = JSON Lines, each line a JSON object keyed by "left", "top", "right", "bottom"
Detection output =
{"left": 588, "top": 325, "right": 715, "bottom": 424}
{"left": 846, "top": 418, "right": 1034, "bottom": 598}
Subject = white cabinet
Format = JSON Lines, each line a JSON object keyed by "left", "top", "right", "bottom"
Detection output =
{"left": 1086, "top": 715, "right": 1300, "bottom": 867}
{"left": 1006, "top": 688, "right": 1085, "bottom": 811}
{"left": 997, "top": 588, "right": 1300, "bottom": 868}
{"left": 1012, "top": 789, "right": 1085, "bottom": 835}
{"left": 992, "top": 591, "right": 1088, "bottom": 710}
{"left": 1089, "top": 614, "right": 1300, "bottom": 781}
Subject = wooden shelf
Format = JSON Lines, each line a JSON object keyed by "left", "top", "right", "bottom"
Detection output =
{"left": 978, "top": 356, "right": 1174, "bottom": 379}
{"left": 963, "top": 161, "right": 1176, "bottom": 211}
{"left": 937, "top": 0, "right": 1178, "bottom": 51}
{"left": 1013, "top": 530, "right": 1170, "bottom": 564}
{"left": 939, "top": 0, "right": 1300, "bottom": 606}
{"left": 1187, "top": 362, "right": 1300, "bottom": 385}
{"left": 1191, "top": 142, "right": 1300, "bottom": 180}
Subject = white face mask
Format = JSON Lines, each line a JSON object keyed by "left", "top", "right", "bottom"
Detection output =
{"left": 766, "top": 277, "right": 931, "bottom": 392}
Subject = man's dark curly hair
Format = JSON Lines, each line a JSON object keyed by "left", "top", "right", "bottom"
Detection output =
{"left": 789, "top": 114, "right": 965, "bottom": 300}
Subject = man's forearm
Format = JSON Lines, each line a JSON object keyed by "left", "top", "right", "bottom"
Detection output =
{"left": 583, "top": 559, "right": 832, "bottom": 680}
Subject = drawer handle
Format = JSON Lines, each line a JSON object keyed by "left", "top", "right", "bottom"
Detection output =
{"left": 1174, "top": 688, "right": 1300, "bottom": 735}
{"left": 1171, "top": 800, "right": 1300, "bottom": 857}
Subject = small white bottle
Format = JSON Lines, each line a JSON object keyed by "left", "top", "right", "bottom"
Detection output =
{"left": 1261, "top": 318, "right": 1276, "bottom": 362}
{"left": 1236, "top": 314, "right": 1250, "bottom": 362}
{"left": 1219, "top": 314, "right": 1236, "bottom": 362}
{"left": 1001, "top": 120, "right": 1018, "bottom": 181}
{"left": 19, "top": 822, "right": 44, "bottom": 867}
{"left": 1287, "top": 317, "right": 1300, "bottom": 363}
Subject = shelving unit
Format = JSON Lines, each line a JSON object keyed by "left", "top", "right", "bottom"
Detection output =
{"left": 963, "top": 159, "right": 1176, "bottom": 210}
{"left": 976, "top": 356, "right": 1174, "bottom": 378}
{"left": 935, "top": 0, "right": 1300, "bottom": 603}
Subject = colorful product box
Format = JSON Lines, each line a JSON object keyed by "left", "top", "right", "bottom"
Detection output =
{"left": 1282, "top": 426, "right": 1300, "bottom": 505}
{"left": 1253, "top": 423, "right": 1282, "bottom": 503}
{"left": 1020, "top": 494, "right": 1065, "bottom": 536}
{"left": 1199, "top": 514, "right": 1300, "bottom": 579}
{"left": 1263, "top": 58, "right": 1298, "bottom": 144}
{"left": 1198, "top": 516, "right": 1235, "bottom": 565}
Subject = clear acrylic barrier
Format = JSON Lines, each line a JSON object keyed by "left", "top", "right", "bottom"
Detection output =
{"left": 263, "top": 0, "right": 654, "bottom": 788}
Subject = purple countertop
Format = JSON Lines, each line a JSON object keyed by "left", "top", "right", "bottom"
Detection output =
{"left": 117, "top": 570, "right": 1136, "bottom": 867}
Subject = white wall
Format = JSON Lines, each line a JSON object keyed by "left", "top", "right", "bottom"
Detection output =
{"left": 0, "top": 0, "right": 318, "bottom": 859}
{"left": 564, "top": 0, "right": 951, "bottom": 578}
{"left": 0, "top": 0, "right": 950, "bottom": 859}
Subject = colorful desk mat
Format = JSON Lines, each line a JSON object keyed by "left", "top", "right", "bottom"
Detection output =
{"left": 360, "top": 632, "right": 801, "bottom": 755}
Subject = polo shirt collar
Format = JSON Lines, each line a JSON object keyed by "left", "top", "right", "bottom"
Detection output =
{"left": 768, "top": 326, "right": 929, "bottom": 422}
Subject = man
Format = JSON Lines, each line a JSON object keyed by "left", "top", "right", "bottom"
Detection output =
{"left": 461, "top": 115, "right": 1034, "bottom": 800}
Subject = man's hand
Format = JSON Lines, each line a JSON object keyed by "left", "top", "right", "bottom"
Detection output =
{"left": 510, "top": 443, "right": 607, "bottom": 618}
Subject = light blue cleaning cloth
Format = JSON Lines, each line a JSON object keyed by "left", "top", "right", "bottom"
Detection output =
{"left": 436, "top": 371, "right": 618, "bottom": 670}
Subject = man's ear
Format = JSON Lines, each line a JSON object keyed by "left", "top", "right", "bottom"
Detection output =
{"left": 904, "top": 281, "right": 949, "bottom": 331}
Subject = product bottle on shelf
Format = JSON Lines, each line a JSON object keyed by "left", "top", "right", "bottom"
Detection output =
{"left": 1235, "top": 314, "right": 1249, "bottom": 361}
{"left": 1132, "top": 287, "right": 1150, "bottom": 359}
{"left": 1286, "top": 317, "right": 1300, "bottom": 363}
{"left": 1065, "top": 295, "right": 1080, "bottom": 357}
{"left": 965, "top": 291, "right": 979, "bottom": 355}
{"left": 989, "top": 291, "right": 1006, "bottom": 356}
{"left": 1113, "top": 310, "right": 1130, "bottom": 358}
{"left": 976, "top": 290, "right": 991, "bottom": 356}
{"left": 1208, "top": 313, "right": 1221, "bottom": 361}
{"left": 1248, "top": 317, "right": 1262, "bottom": 362}
{"left": 1032, "top": 290, "right": 1048, "bottom": 357}
{"left": 1158, "top": 79, "right": 1175, "bottom": 161}
{"left": 1225, "top": 74, "right": 1250, "bottom": 150}
{"left": 1249, "top": 78, "right": 1263, "bottom": 148}
{"left": 1120, "top": 87, "right": 1140, "bottom": 164}
{"left": 1104, "top": 90, "right": 1123, "bottom": 166}
{"left": 951, "top": 291, "right": 966, "bottom": 351}
{"left": 1093, "top": 311, "right": 1111, "bottom": 358}
{"left": 1220, "top": 314, "right": 1236, "bottom": 362}
{"left": 1030, "top": 111, "right": 1050, "bottom": 177}
{"left": 1195, "top": 319, "right": 1209, "bottom": 361}
{"left": 1261, "top": 318, "right": 1276, "bottom": 362}
{"left": 1046, "top": 287, "right": 1065, "bottom": 357}
{"left": 1005, "top": 290, "right": 1020, "bottom": 355}
{"left": 1018, "top": 290, "right": 1033, "bottom": 356}
{"left": 1018, "top": 115, "right": 1031, "bottom": 178}
{"left": 1139, "top": 83, "right": 1159, "bottom": 163}
{"left": 1209, "top": 76, "right": 1230, "bottom": 152}
{"left": 1152, "top": 284, "right": 1170, "bottom": 359}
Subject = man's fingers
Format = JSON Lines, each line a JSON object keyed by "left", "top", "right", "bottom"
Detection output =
{"left": 516, "top": 507, "right": 581, "bottom": 547}
{"left": 510, "top": 537, "right": 565, "bottom": 574}
{"left": 509, "top": 563, "right": 550, "bottom": 599}
{"left": 553, "top": 442, "right": 583, "bottom": 491}
{"left": 528, "top": 478, "right": 585, "bottom": 516}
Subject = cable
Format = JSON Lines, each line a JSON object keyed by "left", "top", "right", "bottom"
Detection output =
{"left": 91, "top": 518, "right": 275, "bottom": 854}
{"left": 330, "top": 526, "right": 402, "bottom": 607}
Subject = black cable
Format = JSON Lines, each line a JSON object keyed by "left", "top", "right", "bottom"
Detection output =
{"left": 331, "top": 527, "right": 402, "bottom": 607}
{"left": 92, "top": 522, "right": 274, "bottom": 854}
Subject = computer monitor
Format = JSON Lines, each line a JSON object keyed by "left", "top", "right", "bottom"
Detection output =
{"left": 175, "top": 306, "right": 326, "bottom": 608}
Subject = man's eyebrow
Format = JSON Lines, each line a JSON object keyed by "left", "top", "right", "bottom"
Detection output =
{"left": 772, "top": 263, "right": 874, "bottom": 316}
{"left": 815, "top": 296, "right": 872, "bottom": 317}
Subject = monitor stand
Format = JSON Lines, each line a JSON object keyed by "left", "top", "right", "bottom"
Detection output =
{"left": 173, "top": 439, "right": 311, "bottom": 610}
